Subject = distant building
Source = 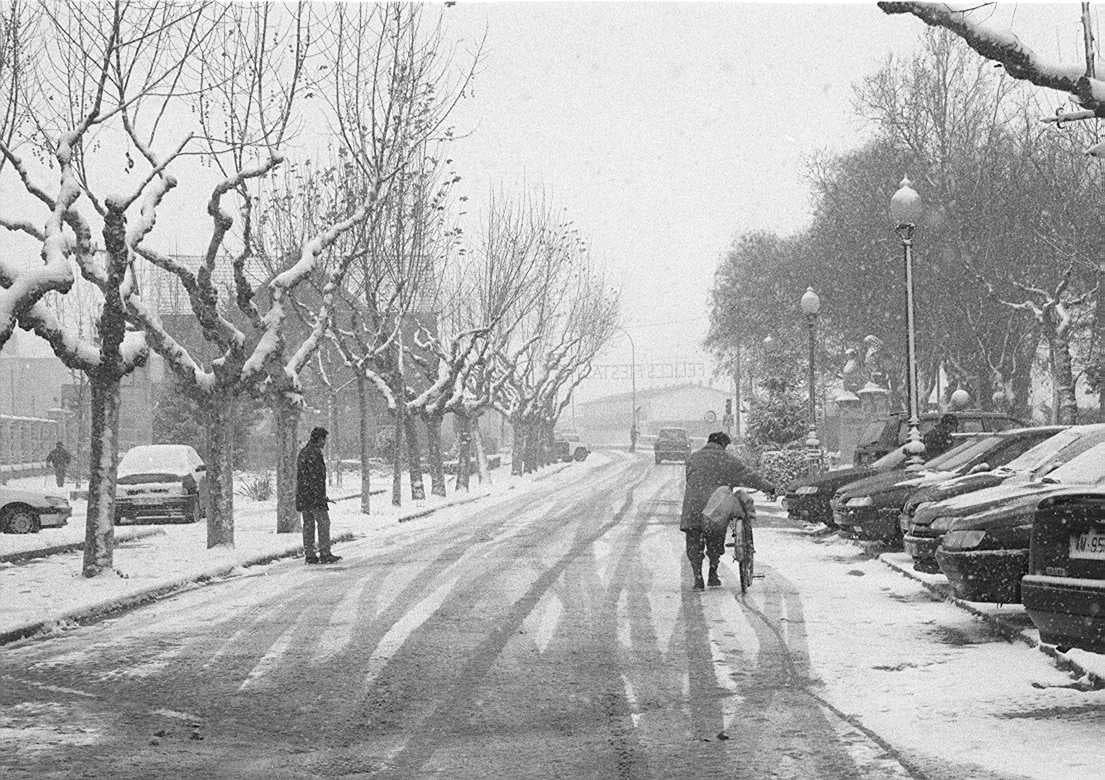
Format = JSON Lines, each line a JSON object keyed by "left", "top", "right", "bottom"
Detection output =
{"left": 576, "top": 383, "right": 733, "bottom": 446}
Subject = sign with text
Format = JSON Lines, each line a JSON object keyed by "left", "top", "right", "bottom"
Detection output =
{"left": 591, "top": 361, "right": 707, "bottom": 382}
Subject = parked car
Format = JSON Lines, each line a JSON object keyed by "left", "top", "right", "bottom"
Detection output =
{"left": 1022, "top": 489, "right": 1105, "bottom": 652}
{"left": 553, "top": 431, "right": 589, "bottom": 462}
{"left": 0, "top": 484, "right": 72, "bottom": 534}
{"left": 114, "top": 444, "right": 209, "bottom": 525}
{"left": 832, "top": 427, "right": 1054, "bottom": 543}
{"left": 904, "top": 424, "right": 1105, "bottom": 571}
{"left": 852, "top": 410, "right": 1024, "bottom": 467}
{"left": 785, "top": 445, "right": 910, "bottom": 527}
{"left": 654, "top": 427, "right": 691, "bottom": 464}
{"left": 932, "top": 441, "right": 1105, "bottom": 603}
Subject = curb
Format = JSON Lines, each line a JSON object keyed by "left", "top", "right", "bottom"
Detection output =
{"left": 0, "top": 464, "right": 579, "bottom": 646}
{"left": 0, "top": 528, "right": 166, "bottom": 565}
{"left": 874, "top": 551, "right": 1105, "bottom": 688}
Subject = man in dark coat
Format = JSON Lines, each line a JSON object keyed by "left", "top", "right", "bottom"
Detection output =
{"left": 296, "top": 426, "right": 340, "bottom": 565}
{"left": 681, "top": 432, "right": 776, "bottom": 590}
{"left": 922, "top": 413, "right": 958, "bottom": 460}
{"left": 45, "top": 442, "right": 71, "bottom": 488}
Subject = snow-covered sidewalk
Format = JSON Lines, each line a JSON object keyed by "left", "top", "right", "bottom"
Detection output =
{"left": 0, "top": 453, "right": 616, "bottom": 644}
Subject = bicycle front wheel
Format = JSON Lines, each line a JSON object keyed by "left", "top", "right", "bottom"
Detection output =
{"left": 739, "top": 523, "right": 754, "bottom": 593}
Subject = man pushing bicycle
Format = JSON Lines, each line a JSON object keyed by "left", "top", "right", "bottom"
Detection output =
{"left": 679, "top": 431, "right": 776, "bottom": 591}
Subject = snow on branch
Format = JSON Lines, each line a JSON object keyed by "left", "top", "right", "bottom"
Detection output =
{"left": 879, "top": 2, "right": 1105, "bottom": 114}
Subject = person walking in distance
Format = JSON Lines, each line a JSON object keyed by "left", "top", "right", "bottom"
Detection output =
{"left": 680, "top": 432, "right": 775, "bottom": 590}
{"left": 297, "top": 426, "right": 341, "bottom": 565}
{"left": 922, "top": 413, "right": 959, "bottom": 460}
{"left": 45, "top": 441, "right": 71, "bottom": 488}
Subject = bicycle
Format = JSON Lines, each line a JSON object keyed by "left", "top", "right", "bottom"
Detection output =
{"left": 731, "top": 512, "right": 755, "bottom": 594}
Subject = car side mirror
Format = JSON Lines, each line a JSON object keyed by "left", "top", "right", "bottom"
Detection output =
{"left": 968, "top": 462, "right": 990, "bottom": 475}
{"left": 195, "top": 465, "right": 207, "bottom": 473}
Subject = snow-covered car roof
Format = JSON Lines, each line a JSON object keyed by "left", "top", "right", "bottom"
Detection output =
{"left": 118, "top": 445, "right": 203, "bottom": 477}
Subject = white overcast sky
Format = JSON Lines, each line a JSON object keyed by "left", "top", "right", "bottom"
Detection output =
{"left": 3, "top": 2, "right": 1097, "bottom": 401}
{"left": 439, "top": 2, "right": 1094, "bottom": 401}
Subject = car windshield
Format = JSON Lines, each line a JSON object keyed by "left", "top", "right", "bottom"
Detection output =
{"left": 658, "top": 429, "right": 687, "bottom": 441}
{"left": 119, "top": 446, "right": 196, "bottom": 476}
{"left": 1001, "top": 429, "right": 1083, "bottom": 474}
{"left": 871, "top": 445, "right": 908, "bottom": 469}
{"left": 1044, "top": 442, "right": 1105, "bottom": 485}
{"left": 925, "top": 436, "right": 1002, "bottom": 471}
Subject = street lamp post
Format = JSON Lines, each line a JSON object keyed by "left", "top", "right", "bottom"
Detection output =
{"left": 618, "top": 327, "right": 638, "bottom": 452}
{"left": 891, "top": 176, "right": 926, "bottom": 470}
{"left": 799, "top": 287, "right": 821, "bottom": 476}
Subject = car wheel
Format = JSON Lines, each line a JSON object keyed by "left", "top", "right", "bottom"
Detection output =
{"left": 655, "top": 456, "right": 662, "bottom": 464}
{"left": 573, "top": 447, "right": 588, "bottom": 462}
{"left": 1, "top": 505, "right": 40, "bottom": 534}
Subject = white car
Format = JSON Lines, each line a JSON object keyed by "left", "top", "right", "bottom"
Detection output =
{"left": 114, "top": 444, "right": 209, "bottom": 525}
{"left": 0, "top": 485, "right": 72, "bottom": 534}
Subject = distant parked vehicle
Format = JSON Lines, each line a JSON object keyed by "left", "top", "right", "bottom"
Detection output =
{"left": 833, "top": 427, "right": 1055, "bottom": 543}
{"left": 0, "top": 485, "right": 72, "bottom": 534}
{"left": 785, "top": 445, "right": 909, "bottom": 527}
{"left": 553, "top": 431, "right": 589, "bottom": 462}
{"left": 1022, "top": 490, "right": 1105, "bottom": 652}
{"left": 654, "top": 427, "right": 691, "bottom": 464}
{"left": 114, "top": 444, "right": 209, "bottom": 525}
{"left": 852, "top": 410, "right": 1024, "bottom": 467}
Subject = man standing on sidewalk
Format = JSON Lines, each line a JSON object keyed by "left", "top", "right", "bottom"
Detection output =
{"left": 45, "top": 441, "right": 71, "bottom": 488}
{"left": 296, "top": 427, "right": 341, "bottom": 565}
{"left": 680, "top": 432, "right": 775, "bottom": 590}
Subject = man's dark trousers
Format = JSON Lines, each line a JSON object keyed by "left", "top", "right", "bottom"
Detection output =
{"left": 684, "top": 525, "right": 727, "bottom": 568}
{"left": 302, "top": 508, "right": 332, "bottom": 559}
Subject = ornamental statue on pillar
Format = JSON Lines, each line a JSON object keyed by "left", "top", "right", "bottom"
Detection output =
{"left": 857, "top": 335, "right": 890, "bottom": 418}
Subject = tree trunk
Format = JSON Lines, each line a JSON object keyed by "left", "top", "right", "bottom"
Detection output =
{"left": 425, "top": 411, "right": 446, "bottom": 498}
{"left": 1051, "top": 329, "right": 1078, "bottom": 425}
{"left": 358, "top": 375, "right": 372, "bottom": 515}
{"left": 454, "top": 412, "right": 472, "bottom": 491}
{"left": 511, "top": 423, "right": 524, "bottom": 476}
{"left": 391, "top": 409, "right": 403, "bottom": 507}
{"left": 83, "top": 373, "right": 122, "bottom": 577}
{"left": 405, "top": 414, "right": 426, "bottom": 501}
{"left": 327, "top": 388, "right": 340, "bottom": 488}
{"left": 274, "top": 395, "right": 301, "bottom": 533}
{"left": 523, "top": 424, "right": 537, "bottom": 473}
{"left": 205, "top": 395, "right": 236, "bottom": 548}
{"left": 473, "top": 418, "right": 491, "bottom": 484}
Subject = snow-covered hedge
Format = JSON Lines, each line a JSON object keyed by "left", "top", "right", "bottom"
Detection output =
{"left": 758, "top": 449, "right": 811, "bottom": 489}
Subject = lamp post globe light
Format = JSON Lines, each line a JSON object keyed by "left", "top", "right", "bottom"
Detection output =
{"left": 799, "top": 287, "right": 821, "bottom": 477}
{"left": 890, "top": 176, "right": 925, "bottom": 469}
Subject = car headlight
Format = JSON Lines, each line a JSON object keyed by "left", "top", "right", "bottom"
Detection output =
{"left": 943, "top": 530, "right": 986, "bottom": 550}
{"left": 45, "top": 495, "right": 68, "bottom": 506}
{"left": 846, "top": 496, "right": 873, "bottom": 507}
{"left": 930, "top": 515, "right": 954, "bottom": 531}
{"left": 796, "top": 486, "right": 819, "bottom": 495}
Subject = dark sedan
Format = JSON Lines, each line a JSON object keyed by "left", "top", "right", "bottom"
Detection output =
{"left": 903, "top": 424, "right": 1102, "bottom": 571}
{"left": 934, "top": 441, "right": 1105, "bottom": 603}
{"left": 1022, "top": 490, "right": 1105, "bottom": 652}
{"left": 833, "top": 427, "right": 1055, "bottom": 544}
{"left": 786, "top": 445, "right": 908, "bottom": 527}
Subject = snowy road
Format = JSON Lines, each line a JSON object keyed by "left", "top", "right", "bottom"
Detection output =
{"left": 2, "top": 453, "right": 1105, "bottom": 778}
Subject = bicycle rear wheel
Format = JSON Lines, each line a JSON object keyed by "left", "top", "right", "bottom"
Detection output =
{"left": 738, "top": 523, "right": 754, "bottom": 593}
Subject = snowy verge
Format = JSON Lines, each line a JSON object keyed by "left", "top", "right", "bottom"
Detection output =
{"left": 875, "top": 550, "right": 1105, "bottom": 687}
{"left": 0, "top": 455, "right": 607, "bottom": 647}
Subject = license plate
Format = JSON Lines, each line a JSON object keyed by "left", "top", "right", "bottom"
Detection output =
{"left": 1069, "top": 530, "right": 1105, "bottom": 559}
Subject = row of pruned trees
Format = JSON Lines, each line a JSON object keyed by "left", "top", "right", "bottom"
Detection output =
{"left": 707, "top": 28, "right": 1105, "bottom": 428}
{"left": 0, "top": 0, "right": 617, "bottom": 577}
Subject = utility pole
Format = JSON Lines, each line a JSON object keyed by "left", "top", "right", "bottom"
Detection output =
{"left": 732, "top": 342, "right": 742, "bottom": 440}
{"left": 1084, "top": 2, "right": 1096, "bottom": 79}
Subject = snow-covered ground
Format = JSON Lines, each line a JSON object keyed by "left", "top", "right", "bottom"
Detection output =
{"left": 0, "top": 453, "right": 614, "bottom": 639}
{"left": 759, "top": 516, "right": 1105, "bottom": 779}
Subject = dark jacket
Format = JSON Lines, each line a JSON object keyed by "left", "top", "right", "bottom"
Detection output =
{"left": 46, "top": 446, "right": 71, "bottom": 470}
{"left": 295, "top": 441, "right": 328, "bottom": 511}
{"left": 922, "top": 427, "right": 954, "bottom": 459}
{"left": 680, "top": 442, "right": 774, "bottom": 531}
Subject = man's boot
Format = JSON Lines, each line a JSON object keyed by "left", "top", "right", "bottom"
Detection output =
{"left": 693, "top": 563, "right": 705, "bottom": 591}
{"left": 707, "top": 562, "right": 721, "bottom": 587}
